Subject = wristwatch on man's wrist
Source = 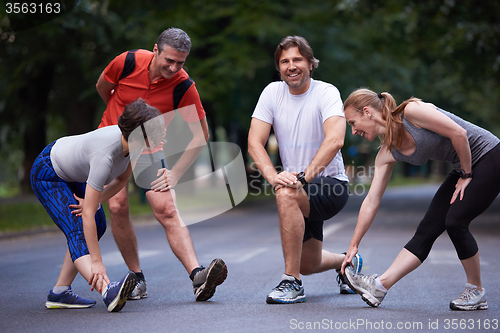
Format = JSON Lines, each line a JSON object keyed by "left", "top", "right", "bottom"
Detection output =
{"left": 459, "top": 169, "right": 473, "bottom": 179}
{"left": 296, "top": 172, "right": 308, "bottom": 186}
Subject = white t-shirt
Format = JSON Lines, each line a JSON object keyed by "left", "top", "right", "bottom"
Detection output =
{"left": 252, "top": 78, "right": 348, "bottom": 182}
{"left": 51, "top": 126, "right": 130, "bottom": 192}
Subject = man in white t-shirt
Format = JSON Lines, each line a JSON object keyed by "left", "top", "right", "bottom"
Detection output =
{"left": 248, "top": 36, "right": 362, "bottom": 304}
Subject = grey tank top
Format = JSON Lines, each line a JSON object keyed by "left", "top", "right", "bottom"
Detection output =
{"left": 391, "top": 107, "right": 500, "bottom": 171}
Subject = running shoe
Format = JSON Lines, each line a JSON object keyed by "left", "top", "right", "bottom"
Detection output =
{"left": 450, "top": 283, "right": 488, "bottom": 311}
{"left": 103, "top": 271, "right": 137, "bottom": 312}
{"left": 266, "top": 274, "right": 306, "bottom": 304}
{"left": 336, "top": 273, "right": 354, "bottom": 294}
{"left": 45, "top": 286, "right": 96, "bottom": 309}
{"left": 193, "top": 258, "right": 228, "bottom": 301}
{"left": 128, "top": 279, "right": 147, "bottom": 300}
{"left": 343, "top": 266, "right": 387, "bottom": 307}
{"left": 336, "top": 253, "right": 363, "bottom": 294}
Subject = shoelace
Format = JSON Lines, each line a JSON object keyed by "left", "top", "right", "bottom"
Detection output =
{"left": 459, "top": 287, "right": 480, "bottom": 301}
{"left": 108, "top": 281, "right": 119, "bottom": 289}
{"left": 275, "top": 280, "right": 298, "bottom": 292}
{"left": 357, "top": 273, "right": 379, "bottom": 285}
{"left": 102, "top": 281, "right": 120, "bottom": 298}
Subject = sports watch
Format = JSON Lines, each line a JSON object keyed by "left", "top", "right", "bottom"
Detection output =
{"left": 459, "top": 169, "right": 473, "bottom": 179}
{"left": 296, "top": 172, "right": 308, "bottom": 186}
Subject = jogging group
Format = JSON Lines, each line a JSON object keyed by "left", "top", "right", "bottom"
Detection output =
{"left": 31, "top": 27, "right": 499, "bottom": 312}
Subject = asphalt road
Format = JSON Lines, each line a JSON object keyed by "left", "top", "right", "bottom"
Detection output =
{"left": 1, "top": 185, "right": 499, "bottom": 333}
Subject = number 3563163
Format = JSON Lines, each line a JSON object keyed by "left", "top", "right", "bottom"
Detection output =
{"left": 5, "top": 2, "right": 61, "bottom": 14}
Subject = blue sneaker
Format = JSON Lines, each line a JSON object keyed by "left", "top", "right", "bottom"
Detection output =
{"left": 336, "top": 253, "right": 363, "bottom": 294}
{"left": 46, "top": 286, "right": 96, "bottom": 309}
{"left": 103, "top": 271, "right": 137, "bottom": 312}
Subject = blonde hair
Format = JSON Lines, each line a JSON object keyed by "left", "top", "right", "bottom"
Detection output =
{"left": 343, "top": 88, "right": 420, "bottom": 151}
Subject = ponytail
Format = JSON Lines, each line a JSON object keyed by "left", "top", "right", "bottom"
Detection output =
{"left": 385, "top": 97, "right": 421, "bottom": 151}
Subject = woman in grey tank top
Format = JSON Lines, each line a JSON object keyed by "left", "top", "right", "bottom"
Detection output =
{"left": 339, "top": 88, "right": 500, "bottom": 311}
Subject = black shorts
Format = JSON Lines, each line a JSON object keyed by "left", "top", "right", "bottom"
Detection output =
{"left": 302, "top": 176, "right": 349, "bottom": 242}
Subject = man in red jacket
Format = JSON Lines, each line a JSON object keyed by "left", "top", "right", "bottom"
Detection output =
{"left": 96, "top": 27, "right": 227, "bottom": 302}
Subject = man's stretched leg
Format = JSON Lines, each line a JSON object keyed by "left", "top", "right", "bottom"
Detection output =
{"left": 146, "top": 188, "right": 227, "bottom": 301}
{"left": 146, "top": 188, "right": 199, "bottom": 272}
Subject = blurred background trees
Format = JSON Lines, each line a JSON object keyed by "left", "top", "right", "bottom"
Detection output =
{"left": 1, "top": 0, "right": 499, "bottom": 195}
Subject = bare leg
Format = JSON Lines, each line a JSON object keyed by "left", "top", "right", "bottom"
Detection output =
{"left": 300, "top": 238, "right": 345, "bottom": 275}
{"left": 146, "top": 189, "right": 199, "bottom": 274}
{"left": 461, "top": 252, "right": 482, "bottom": 290}
{"left": 73, "top": 254, "right": 109, "bottom": 294}
{"left": 108, "top": 186, "right": 141, "bottom": 273}
{"left": 275, "top": 187, "right": 310, "bottom": 280}
{"left": 378, "top": 248, "right": 422, "bottom": 290}
{"left": 54, "top": 249, "right": 79, "bottom": 287}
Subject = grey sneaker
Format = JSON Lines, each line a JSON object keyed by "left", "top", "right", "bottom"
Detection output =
{"left": 193, "top": 258, "right": 227, "bottom": 301}
{"left": 344, "top": 266, "right": 387, "bottom": 307}
{"left": 266, "top": 274, "right": 306, "bottom": 304}
{"left": 128, "top": 279, "right": 147, "bottom": 300}
{"left": 450, "top": 283, "right": 488, "bottom": 311}
{"left": 337, "top": 253, "right": 363, "bottom": 294}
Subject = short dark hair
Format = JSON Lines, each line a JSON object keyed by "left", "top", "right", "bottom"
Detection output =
{"left": 274, "top": 36, "right": 319, "bottom": 76}
{"left": 118, "top": 98, "right": 164, "bottom": 144}
{"left": 157, "top": 27, "right": 191, "bottom": 53}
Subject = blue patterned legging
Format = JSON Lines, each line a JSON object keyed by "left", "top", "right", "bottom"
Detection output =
{"left": 30, "top": 141, "right": 106, "bottom": 261}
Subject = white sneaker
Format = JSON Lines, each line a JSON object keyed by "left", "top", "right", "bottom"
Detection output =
{"left": 344, "top": 266, "right": 386, "bottom": 307}
{"left": 450, "top": 283, "right": 488, "bottom": 311}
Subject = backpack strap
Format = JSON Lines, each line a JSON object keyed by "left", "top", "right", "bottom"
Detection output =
{"left": 173, "top": 77, "right": 194, "bottom": 110}
{"left": 119, "top": 49, "right": 138, "bottom": 81}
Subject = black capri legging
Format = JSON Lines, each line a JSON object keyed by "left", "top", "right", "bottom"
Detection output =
{"left": 405, "top": 143, "right": 500, "bottom": 262}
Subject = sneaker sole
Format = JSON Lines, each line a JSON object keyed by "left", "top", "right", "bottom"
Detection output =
{"left": 343, "top": 271, "right": 381, "bottom": 307}
{"left": 266, "top": 295, "right": 306, "bottom": 304}
{"left": 353, "top": 255, "right": 363, "bottom": 274}
{"left": 195, "top": 259, "right": 228, "bottom": 301}
{"left": 108, "top": 272, "right": 137, "bottom": 312}
{"left": 45, "top": 301, "right": 96, "bottom": 309}
{"left": 450, "top": 301, "right": 488, "bottom": 311}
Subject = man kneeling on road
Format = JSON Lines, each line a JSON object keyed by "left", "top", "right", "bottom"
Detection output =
{"left": 248, "top": 35, "right": 362, "bottom": 304}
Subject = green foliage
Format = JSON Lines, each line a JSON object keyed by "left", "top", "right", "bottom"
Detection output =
{"left": 1, "top": 0, "right": 499, "bottom": 194}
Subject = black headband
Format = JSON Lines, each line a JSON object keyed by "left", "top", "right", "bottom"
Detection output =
{"left": 377, "top": 93, "right": 383, "bottom": 99}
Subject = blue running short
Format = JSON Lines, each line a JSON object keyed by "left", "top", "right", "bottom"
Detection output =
{"left": 30, "top": 141, "right": 106, "bottom": 261}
